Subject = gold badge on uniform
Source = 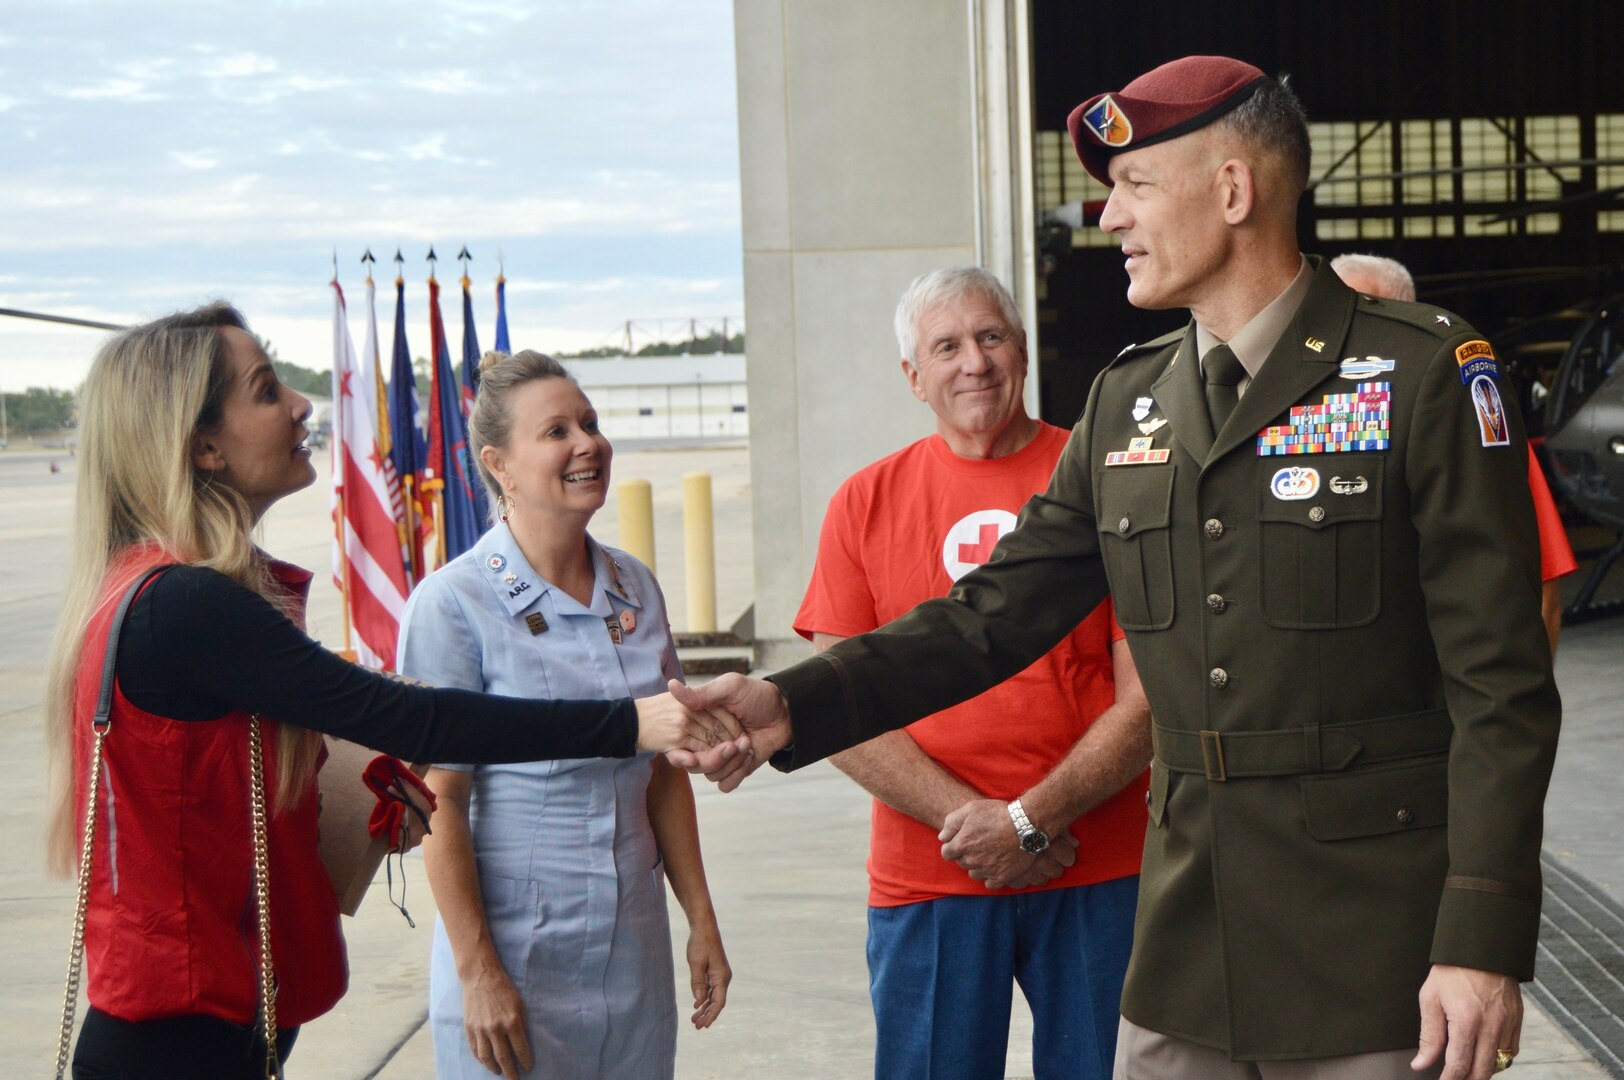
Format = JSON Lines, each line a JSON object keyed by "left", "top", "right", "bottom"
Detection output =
{"left": 526, "top": 613, "right": 548, "bottom": 635}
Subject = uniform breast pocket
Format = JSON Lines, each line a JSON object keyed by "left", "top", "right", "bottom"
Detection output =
{"left": 1257, "top": 456, "right": 1384, "bottom": 629}
{"left": 1097, "top": 465, "right": 1176, "bottom": 631}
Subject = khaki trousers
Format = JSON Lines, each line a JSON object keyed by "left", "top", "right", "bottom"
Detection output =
{"left": 1113, "top": 1018, "right": 1445, "bottom": 1080}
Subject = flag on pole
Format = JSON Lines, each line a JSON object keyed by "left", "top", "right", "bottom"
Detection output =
{"left": 330, "top": 280, "right": 411, "bottom": 669}
{"left": 494, "top": 269, "right": 511, "bottom": 354}
{"left": 386, "top": 275, "right": 429, "bottom": 581}
{"left": 458, "top": 272, "right": 481, "bottom": 417}
{"left": 424, "top": 272, "right": 486, "bottom": 562}
{"left": 359, "top": 277, "right": 414, "bottom": 587}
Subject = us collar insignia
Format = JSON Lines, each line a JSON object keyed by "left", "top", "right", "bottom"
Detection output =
{"left": 1338, "top": 356, "right": 1396, "bottom": 380}
{"left": 1258, "top": 381, "right": 1391, "bottom": 456}
{"left": 1304, "top": 337, "right": 1326, "bottom": 353}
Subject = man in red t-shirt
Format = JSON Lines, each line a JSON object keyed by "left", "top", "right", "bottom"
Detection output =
{"left": 1332, "top": 254, "right": 1578, "bottom": 653}
{"left": 795, "top": 267, "right": 1151, "bottom": 1080}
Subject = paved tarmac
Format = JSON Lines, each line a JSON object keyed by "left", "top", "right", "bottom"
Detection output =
{"left": 0, "top": 443, "right": 1612, "bottom": 1077}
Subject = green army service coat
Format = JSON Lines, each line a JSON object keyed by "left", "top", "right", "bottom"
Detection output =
{"left": 768, "top": 258, "right": 1561, "bottom": 1059}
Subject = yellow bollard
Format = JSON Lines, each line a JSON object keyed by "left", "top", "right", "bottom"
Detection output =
{"left": 682, "top": 472, "right": 717, "bottom": 632}
{"left": 617, "top": 479, "right": 656, "bottom": 575}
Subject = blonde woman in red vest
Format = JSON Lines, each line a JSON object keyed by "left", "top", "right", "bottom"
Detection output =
{"left": 42, "top": 303, "right": 741, "bottom": 1080}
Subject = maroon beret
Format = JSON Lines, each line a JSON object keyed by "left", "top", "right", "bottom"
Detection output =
{"left": 1068, "top": 56, "right": 1271, "bottom": 183}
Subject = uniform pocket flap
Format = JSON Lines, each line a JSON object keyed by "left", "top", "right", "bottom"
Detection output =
{"left": 1257, "top": 457, "right": 1384, "bottom": 530}
{"left": 1299, "top": 756, "right": 1448, "bottom": 841}
{"left": 1098, "top": 465, "right": 1176, "bottom": 539}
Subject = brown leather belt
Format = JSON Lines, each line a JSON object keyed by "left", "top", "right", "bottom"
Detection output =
{"left": 1152, "top": 708, "right": 1453, "bottom": 782}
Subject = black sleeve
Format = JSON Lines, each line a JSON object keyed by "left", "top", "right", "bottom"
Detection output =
{"left": 115, "top": 566, "right": 637, "bottom": 762}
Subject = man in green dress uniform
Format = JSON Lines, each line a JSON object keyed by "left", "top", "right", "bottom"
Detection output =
{"left": 673, "top": 56, "right": 1558, "bottom": 1080}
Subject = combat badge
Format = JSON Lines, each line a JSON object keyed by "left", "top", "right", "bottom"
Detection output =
{"left": 1269, "top": 466, "right": 1320, "bottom": 500}
{"left": 1455, "top": 339, "right": 1499, "bottom": 384}
{"left": 1138, "top": 417, "right": 1168, "bottom": 435}
{"left": 1339, "top": 356, "right": 1396, "bottom": 380}
{"left": 1329, "top": 475, "right": 1369, "bottom": 495}
{"left": 1470, "top": 374, "right": 1511, "bottom": 447}
{"left": 1132, "top": 396, "right": 1153, "bottom": 422}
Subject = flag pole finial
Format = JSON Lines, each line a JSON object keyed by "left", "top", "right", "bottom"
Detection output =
{"left": 393, "top": 247, "right": 405, "bottom": 287}
{"left": 361, "top": 247, "right": 376, "bottom": 285}
{"left": 331, "top": 248, "right": 338, "bottom": 284}
{"left": 458, "top": 245, "right": 472, "bottom": 288}
{"left": 426, "top": 246, "right": 438, "bottom": 282}
{"left": 497, "top": 248, "right": 506, "bottom": 282}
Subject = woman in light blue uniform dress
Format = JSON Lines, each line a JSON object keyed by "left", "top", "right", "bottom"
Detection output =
{"left": 399, "top": 350, "right": 731, "bottom": 1080}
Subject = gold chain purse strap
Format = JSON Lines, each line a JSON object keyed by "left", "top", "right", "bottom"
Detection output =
{"left": 247, "top": 712, "right": 280, "bottom": 1080}
{"left": 54, "top": 566, "right": 171, "bottom": 1080}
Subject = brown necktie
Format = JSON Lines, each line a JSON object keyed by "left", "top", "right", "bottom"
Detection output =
{"left": 1203, "top": 344, "right": 1247, "bottom": 434}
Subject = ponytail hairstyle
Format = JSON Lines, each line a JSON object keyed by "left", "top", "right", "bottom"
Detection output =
{"left": 44, "top": 302, "right": 322, "bottom": 875}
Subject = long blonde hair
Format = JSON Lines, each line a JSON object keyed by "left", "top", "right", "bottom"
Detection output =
{"left": 44, "top": 302, "right": 322, "bottom": 876}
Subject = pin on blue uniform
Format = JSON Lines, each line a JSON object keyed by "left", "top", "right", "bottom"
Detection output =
{"left": 397, "top": 521, "right": 684, "bottom": 1079}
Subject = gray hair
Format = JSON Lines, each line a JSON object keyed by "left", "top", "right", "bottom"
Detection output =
{"left": 1331, "top": 253, "right": 1416, "bottom": 301}
{"left": 894, "top": 266, "right": 1023, "bottom": 363}
{"left": 1214, "top": 74, "right": 1311, "bottom": 196}
{"left": 468, "top": 348, "right": 577, "bottom": 508}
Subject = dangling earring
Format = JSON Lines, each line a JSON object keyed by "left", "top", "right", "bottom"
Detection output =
{"left": 498, "top": 492, "right": 512, "bottom": 522}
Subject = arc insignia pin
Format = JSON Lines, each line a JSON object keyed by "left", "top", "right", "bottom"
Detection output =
{"left": 487, "top": 554, "right": 506, "bottom": 573}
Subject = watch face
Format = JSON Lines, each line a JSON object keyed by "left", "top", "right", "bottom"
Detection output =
{"left": 1020, "top": 830, "right": 1049, "bottom": 855}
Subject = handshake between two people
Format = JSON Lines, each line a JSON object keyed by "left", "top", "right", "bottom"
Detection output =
{"left": 632, "top": 674, "right": 792, "bottom": 791}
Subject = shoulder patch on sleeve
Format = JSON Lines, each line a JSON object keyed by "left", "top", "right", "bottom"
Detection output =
{"left": 1470, "top": 374, "right": 1511, "bottom": 447}
{"left": 1454, "top": 339, "right": 1499, "bottom": 384}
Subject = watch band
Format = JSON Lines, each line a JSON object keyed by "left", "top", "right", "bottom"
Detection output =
{"left": 1008, "top": 798, "right": 1036, "bottom": 835}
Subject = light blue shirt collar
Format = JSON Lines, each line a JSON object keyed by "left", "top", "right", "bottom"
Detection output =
{"left": 471, "top": 524, "right": 641, "bottom": 619}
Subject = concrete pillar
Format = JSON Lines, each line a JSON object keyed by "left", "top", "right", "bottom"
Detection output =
{"left": 733, "top": 0, "right": 995, "bottom": 667}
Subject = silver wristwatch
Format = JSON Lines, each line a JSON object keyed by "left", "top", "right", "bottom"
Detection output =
{"left": 1007, "top": 798, "right": 1049, "bottom": 855}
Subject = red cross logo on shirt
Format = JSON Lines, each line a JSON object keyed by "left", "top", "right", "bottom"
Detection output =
{"left": 958, "top": 523, "right": 1003, "bottom": 565}
{"left": 941, "top": 509, "right": 1019, "bottom": 582}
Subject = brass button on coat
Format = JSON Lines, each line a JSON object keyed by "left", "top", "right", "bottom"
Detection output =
{"left": 1209, "top": 667, "right": 1229, "bottom": 689}
{"left": 1309, "top": 506, "right": 1326, "bottom": 523}
{"left": 1396, "top": 807, "right": 1413, "bottom": 825}
{"left": 1207, "top": 594, "right": 1227, "bottom": 614}
{"left": 1204, "top": 518, "right": 1225, "bottom": 540}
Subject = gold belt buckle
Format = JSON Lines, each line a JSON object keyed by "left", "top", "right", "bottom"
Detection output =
{"left": 1199, "top": 730, "right": 1227, "bottom": 781}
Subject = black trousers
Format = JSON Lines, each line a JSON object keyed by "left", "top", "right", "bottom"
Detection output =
{"left": 72, "top": 1006, "right": 300, "bottom": 1079}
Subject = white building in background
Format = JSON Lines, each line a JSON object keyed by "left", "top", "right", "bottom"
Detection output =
{"left": 563, "top": 354, "right": 749, "bottom": 441}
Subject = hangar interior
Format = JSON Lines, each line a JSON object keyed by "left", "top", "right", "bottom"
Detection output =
{"left": 1029, "top": 1, "right": 1624, "bottom": 430}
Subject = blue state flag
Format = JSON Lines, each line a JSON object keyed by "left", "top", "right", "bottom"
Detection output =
{"left": 386, "top": 278, "right": 429, "bottom": 579}
{"left": 426, "top": 276, "right": 486, "bottom": 561}
{"left": 494, "top": 273, "right": 511, "bottom": 354}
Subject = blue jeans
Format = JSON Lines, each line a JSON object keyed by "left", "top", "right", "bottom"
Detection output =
{"left": 868, "top": 877, "right": 1138, "bottom": 1080}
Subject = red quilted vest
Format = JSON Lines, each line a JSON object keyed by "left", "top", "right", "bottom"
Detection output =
{"left": 73, "top": 545, "right": 348, "bottom": 1025}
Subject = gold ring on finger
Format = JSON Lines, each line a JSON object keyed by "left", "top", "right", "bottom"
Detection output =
{"left": 1495, "top": 1049, "right": 1514, "bottom": 1072}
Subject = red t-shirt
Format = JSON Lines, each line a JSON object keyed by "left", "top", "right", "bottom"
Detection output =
{"left": 795, "top": 424, "right": 1147, "bottom": 907}
{"left": 1528, "top": 456, "right": 1577, "bottom": 582}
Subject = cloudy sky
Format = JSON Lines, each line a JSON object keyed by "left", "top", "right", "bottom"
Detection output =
{"left": 0, "top": 0, "right": 742, "bottom": 392}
